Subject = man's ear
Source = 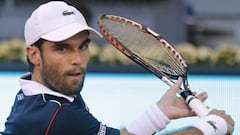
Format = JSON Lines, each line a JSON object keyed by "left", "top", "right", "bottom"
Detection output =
{"left": 26, "top": 46, "right": 41, "bottom": 65}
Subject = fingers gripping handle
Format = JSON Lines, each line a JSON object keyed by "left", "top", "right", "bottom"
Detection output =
{"left": 161, "top": 76, "right": 209, "bottom": 117}
{"left": 186, "top": 95, "right": 209, "bottom": 117}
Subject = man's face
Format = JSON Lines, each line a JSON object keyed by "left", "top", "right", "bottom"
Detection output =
{"left": 33, "top": 31, "right": 90, "bottom": 95}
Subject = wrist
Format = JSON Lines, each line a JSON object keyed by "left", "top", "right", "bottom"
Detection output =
{"left": 191, "top": 114, "right": 227, "bottom": 135}
{"left": 126, "top": 104, "right": 170, "bottom": 135}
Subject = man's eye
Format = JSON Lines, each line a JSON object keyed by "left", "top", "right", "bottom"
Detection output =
{"left": 80, "top": 39, "right": 90, "bottom": 50}
{"left": 80, "top": 43, "right": 89, "bottom": 50}
{"left": 57, "top": 47, "right": 67, "bottom": 52}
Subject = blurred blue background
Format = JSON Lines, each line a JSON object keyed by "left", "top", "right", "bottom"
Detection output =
{"left": 1, "top": 0, "right": 240, "bottom": 46}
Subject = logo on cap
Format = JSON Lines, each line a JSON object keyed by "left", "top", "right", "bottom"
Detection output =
{"left": 62, "top": 10, "right": 75, "bottom": 16}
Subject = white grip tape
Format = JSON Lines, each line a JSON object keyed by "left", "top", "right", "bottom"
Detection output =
{"left": 186, "top": 95, "right": 209, "bottom": 117}
{"left": 126, "top": 104, "right": 170, "bottom": 135}
{"left": 191, "top": 114, "right": 228, "bottom": 135}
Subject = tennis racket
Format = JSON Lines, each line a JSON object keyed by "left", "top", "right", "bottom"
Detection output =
{"left": 97, "top": 14, "right": 209, "bottom": 117}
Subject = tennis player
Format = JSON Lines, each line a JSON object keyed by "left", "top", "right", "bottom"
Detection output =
{"left": 2, "top": 1, "right": 234, "bottom": 135}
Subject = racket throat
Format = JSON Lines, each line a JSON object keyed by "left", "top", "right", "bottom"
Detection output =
{"left": 180, "top": 90, "right": 193, "bottom": 99}
{"left": 183, "top": 77, "right": 190, "bottom": 91}
{"left": 178, "top": 77, "right": 193, "bottom": 99}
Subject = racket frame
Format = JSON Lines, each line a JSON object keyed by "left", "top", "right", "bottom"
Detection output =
{"left": 97, "top": 14, "right": 209, "bottom": 117}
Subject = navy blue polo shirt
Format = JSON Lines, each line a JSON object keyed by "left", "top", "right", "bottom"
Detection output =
{"left": 2, "top": 73, "right": 120, "bottom": 135}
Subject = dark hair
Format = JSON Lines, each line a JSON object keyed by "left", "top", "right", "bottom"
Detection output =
{"left": 27, "top": 38, "right": 46, "bottom": 72}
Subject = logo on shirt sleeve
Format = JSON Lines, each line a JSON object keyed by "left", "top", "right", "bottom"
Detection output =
{"left": 17, "top": 93, "right": 24, "bottom": 101}
{"left": 97, "top": 123, "right": 106, "bottom": 135}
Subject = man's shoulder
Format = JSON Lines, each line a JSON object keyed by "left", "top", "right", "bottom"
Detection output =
{"left": 14, "top": 91, "right": 85, "bottom": 114}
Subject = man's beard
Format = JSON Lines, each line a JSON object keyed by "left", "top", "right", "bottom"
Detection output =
{"left": 41, "top": 61, "right": 86, "bottom": 96}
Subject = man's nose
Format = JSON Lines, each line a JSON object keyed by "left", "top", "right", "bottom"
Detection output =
{"left": 71, "top": 50, "right": 82, "bottom": 66}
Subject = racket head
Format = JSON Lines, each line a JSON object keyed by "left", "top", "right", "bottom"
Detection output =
{"left": 97, "top": 14, "right": 188, "bottom": 80}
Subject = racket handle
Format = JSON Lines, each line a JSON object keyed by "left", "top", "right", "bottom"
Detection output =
{"left": 186, "top": 95, "right": 209, "bottom": 117}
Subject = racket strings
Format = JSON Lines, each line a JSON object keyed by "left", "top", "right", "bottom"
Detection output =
{"left": 102, "top": 18, "right": 186, "bottom": 77}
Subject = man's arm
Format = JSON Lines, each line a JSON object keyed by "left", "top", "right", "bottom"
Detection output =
{"left": 119, "top": 108, "right": 234, "bottom": 135}
{"left": 120, "top": 130, "right": 134, "bottom": 135}
{"left": 120, "top": 127, "right": 203, "bottom": 135}
{"left": 165, "top": 127, "right": 203, "bottom": 135}
{"left": 118, "top": 78, "right": 234, "bottom": 135}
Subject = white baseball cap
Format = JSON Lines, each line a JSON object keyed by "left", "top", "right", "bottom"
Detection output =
{"left": 24, "top": 1, "right": 102, "bottom": 46}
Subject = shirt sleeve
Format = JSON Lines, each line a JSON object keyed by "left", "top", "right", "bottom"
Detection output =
{"left": 47, "top": 103, "right": 120, "bottom": 135}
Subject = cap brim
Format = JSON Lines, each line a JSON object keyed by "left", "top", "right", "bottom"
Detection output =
{"left": 41, "top": 23, "right": 102, "bottom": 42}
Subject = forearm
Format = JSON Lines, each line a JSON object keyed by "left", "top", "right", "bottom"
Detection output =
{"left": 120, "top": 127, "right": 202, "bottom": 135}
{"left": 165, "top": 127, "right": 203, "bottom": 135}
{"left": 120, "top": 130, "right": 135, "bottom": 135}
{"left": 126, "top": 104, "right": 170, "bottom": 135}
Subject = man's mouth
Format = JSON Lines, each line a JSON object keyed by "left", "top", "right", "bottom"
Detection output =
{"left": 66, "top": 68, "right": 85, "bottom": 78}
{"left": 68, "top": 72, "right": 81, "bottom": 76}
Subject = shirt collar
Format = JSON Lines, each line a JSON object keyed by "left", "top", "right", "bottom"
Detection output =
{"left": 19, "top": 72, "right": 74, "bottom": 102}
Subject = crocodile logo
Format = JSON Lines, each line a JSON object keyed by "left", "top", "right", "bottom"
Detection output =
{"left": 62, "top": 10, "right": 75, "bottom": 16}
{"left": 207, "top": 120, "right": 217, "bottom": 132}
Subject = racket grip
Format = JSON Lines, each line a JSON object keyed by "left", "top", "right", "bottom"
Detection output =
{"left": 186, "top": 95, "right": 209, "bottom": 117}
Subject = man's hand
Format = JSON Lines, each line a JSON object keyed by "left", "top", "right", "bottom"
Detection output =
{"left": 157, "top": 77, "right": 208, "bottom": 119}
{"left": 209, "top": 109, "right": 235, "bottom": 134}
